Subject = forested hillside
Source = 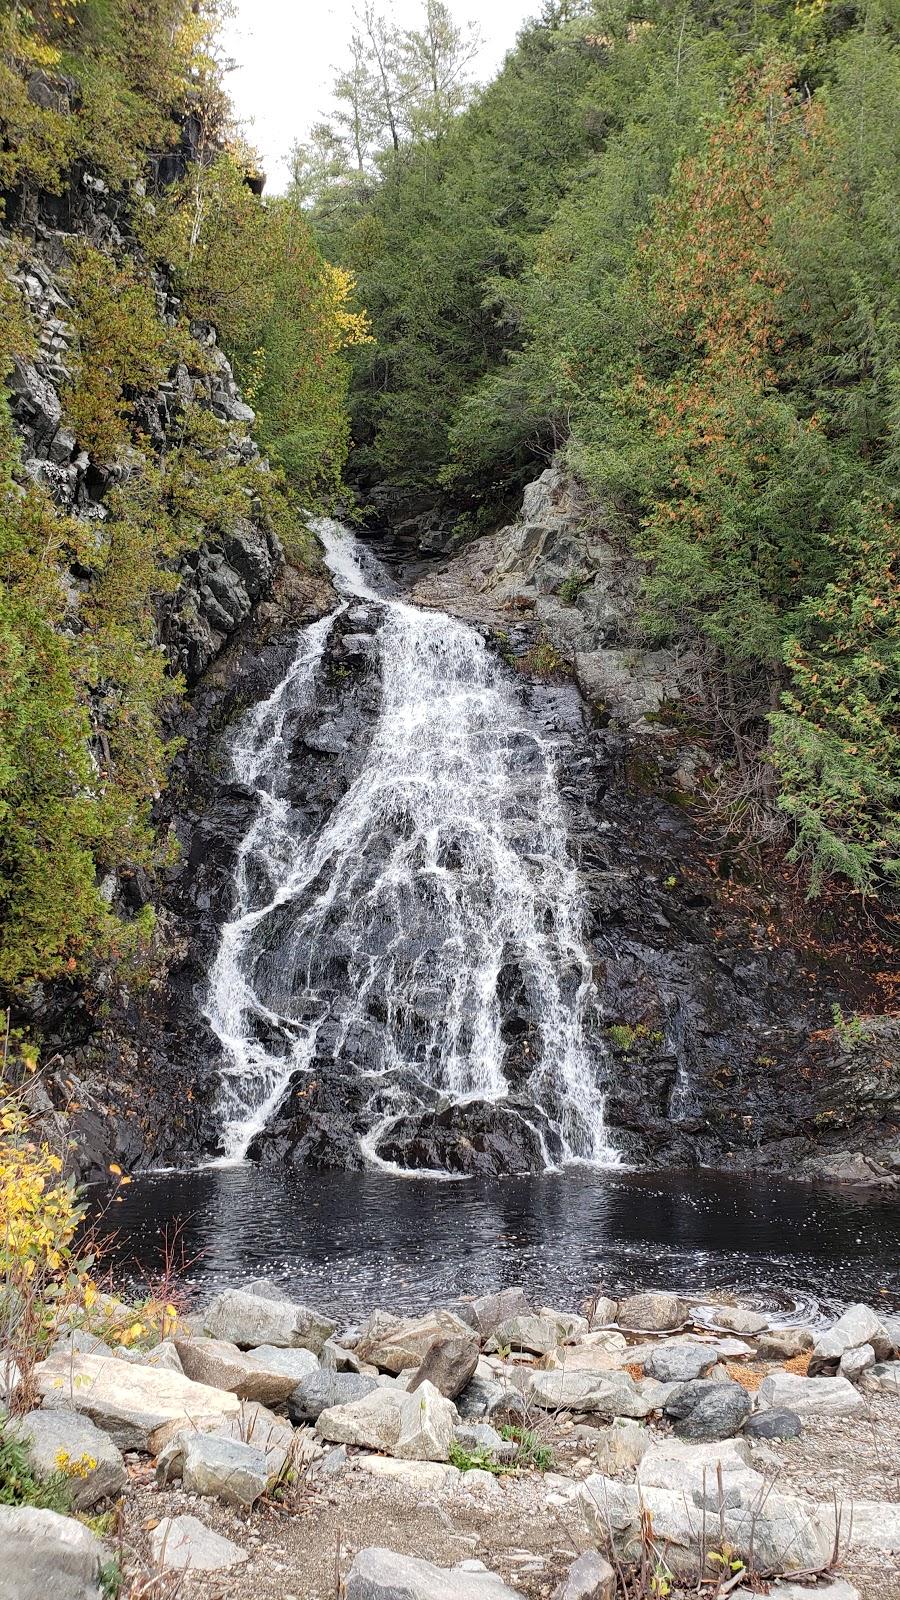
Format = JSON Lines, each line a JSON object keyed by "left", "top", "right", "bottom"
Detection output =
{"left": 308, "top": 0, "right": 900, "bottom": 900}
{"left": 0, "top": 0, "right": 367, "bottom": 992}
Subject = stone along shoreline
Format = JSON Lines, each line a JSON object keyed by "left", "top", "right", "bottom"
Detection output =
{"left": 3, "top": 1280, "right": 900, "bottom": 1598}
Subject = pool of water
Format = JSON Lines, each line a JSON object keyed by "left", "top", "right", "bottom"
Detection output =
{"left": 92, "top": 1165, "right": 900, "bottom": 1326}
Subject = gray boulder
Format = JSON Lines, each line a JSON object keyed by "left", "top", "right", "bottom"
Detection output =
{"left": 672, "top": 1383, "right": 751, "bottom": 1441}
{"left": 33, "top": 1351, "right": 241, "bottom": 1452}
{"left": 810, "top": 1303, "right": 893, "bottom": 1372}
{"left": 0, "top": 1506, "right": 109, "bottom": 1600}
{"left": 244, "top": 1343, "right": 319, "bottom": 1382}
{"left": 356, "top": 1310, "right": 480, "bottom": 1373}
{"left": 159, "top": 1403, "right": 297, "bottom": 1478}
{"left": 202, "top": 1287, "right": 335, "bottom": 1352}
{"left": 552, "top": 1552, "right": 616, "bottom": 1600}
{"left": 468, "top": 1288, "right": 530, "bottom": 1340}
{"left": 289, "top": 1368, "right": 377, "bottom": 1424}
{"left": 344, "top": 1547, "right": 525, "bottom": 1598}
{"left": 615, "top": 1292, "right": 683, "bottom": 1332}
{"left": 453, "top": 1423, "right": 518, "bottom": 1462}
{"left": 149, "top": 1514, "right": 248, "bottom": 1571}
{"left": 752, "top": 1327, "right": 814, "bottom": 1361}
{"left": 316, "top": 1380, "right": 457, "bottom": 1461}
{"left": 592, "top": 1418, "right": 650, "bottom": 1472}
{"left": 694, "top": 1304, "right": 768, "bottom": 1335}
{"left": 867, "top": 1361, "right": 900, "bottom": 1395}
{"left": 120, "top": 1341, "right": 184, "bottom": 1374}
{"left": 758, "top": 1372, "right": 865, "bottom": 1418}
{"left": 839, "top": 1342, "right": 875, "bottom": 1382}
{"left": 409, "top": 1337, "right": 479, "bottom": 1400}
{"left": 158, "top": 1431, "right": 270, "bottom": 1507}
{"left": 744, "top": 1407, "right": 802, "bottom": 1440}
{"left": 528, "top": 1368, "right": 649, "bottom": 1418}
{"left": 645, "top": 1342, "right": 716, "bottom": 1384}
{"left": 489, "top": 1313, "right": 564, "bottom": 1355}
{"left": 174, "top": 1335, "right": 299, "bottom": 1403}
{"left": 9, "top": 1410, "right": 126, "bottom": 1510}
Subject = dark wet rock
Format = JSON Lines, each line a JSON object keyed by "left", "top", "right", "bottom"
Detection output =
{"left": 744, "top": 1408, "right": 802, "bottom": 1440}
{"left": 288, "top": 1370, "right": 378, "bottom": 1424}
{"left": 408, "top": 1338, "right": 479, "bottom": 1400}
{"left": 670, "top": 1382, "right": 752, "bottom": 1441}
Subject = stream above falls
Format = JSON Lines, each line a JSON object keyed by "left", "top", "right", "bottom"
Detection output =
{"left": 97, "top": 1165, "right": 900, "bottom": 1320}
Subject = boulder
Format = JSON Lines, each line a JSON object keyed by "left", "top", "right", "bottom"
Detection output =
{"left": 174, "top": 1336, "right": 300, "bottom": 1403}
{"left": 757, "top": 1372, "right": 865, "bottom": 1418}
{"left": 149, "top": 1514, "right": 248, "bottom": 1571}
{"left": 867, "top": 1361, "right": 900, "bottom": 1395}
{"left": 645, "top": 1342, "right": 716, "bottom": 1384}
{"left": 356, "top": 1310, "right": 475, "bottom": 1373}
{"left": 202, "top": 1287, "right": 335, "bottom": 1352}
{"left": 552, "top": 1552, "right": 615, "bottom": 1600}
{"left": 811, "top": 1303, "right": 890, "bottom": 1369}
{"left": 9, "top": 1410, "right": 126, "bottom": 1509}
{"left": 528, "top": 1369, "right": 650, "bottom": 1418}
{"left": 591, "top": 1419, "right": 649, "bottom": 1472}
{"left": 34, "top": 1351, "right": 241, "bottom": 1451}
{"left": 752, "top": 1327, "right": 814, "bottom": 1361}
{"left": 743, "top": 1408, "right": 802, "bottom": 1440}
{"left": 546, "top": 1346, "right": 620, "bottom": 1374}
{"left": 0, "top": 1506, "right": 109, "bottom": 1600}
{"left": 344, "top": 1547, "right": 525, "bottom": 1598}
{"left": 581, "top": 1297, "right": 618, "bottom": 1327}
{"left": 316, "top": 1379, "right": 457, "bottom": 1461}
{"left": 578, "top": 1471, "right": 833, "bottom": 1577}
{"left": 468, "top": 1288, "right": 530, "bottom": 1340}
{"left": 637, "top": 1437, "right": 755, "bottom": 1494}
{"left": 461, "top": 1467, "right": 503, "bottom": 1497}
{"left": 48, "top": 1332, "right": 112, "bottom": 1361}
{"left": 537, "top": 1308, "right": 590, "bottom": 1341}
{"left": 289, "top": 1369, "right": 377, "bottom": 1423}
{"left": 672, "top": 1384, "right": 752, "bottom": 1441}
{"left": 158, "top": 1403, "right": 297, "bottom": 1476}
{"left": 615, "top": 1292, "right": 683, "bottom": 1332}
{"left": 694, "top": 1304, "right": 768, "bottom": 1335}
{"left": 409, "top": 1337, "right": 479, "bottom": 1400}
{"left": 158, "top": 1431, "right": 270, "bottom": 1507}
{"left": 489, "top": 1313, "right": 569, "bottom": 1355}
{"left": 839, "top": 1343, "right": 875, "bottom": 1382}
{"left": 456, "top": 1379, "right": 527, "bottom": 1428}
{"left": 245, "top": 1343, "right": 320, "bottom": 1382}
{"left": 322, "top": 1340, "right": 364, "bottom": 1372}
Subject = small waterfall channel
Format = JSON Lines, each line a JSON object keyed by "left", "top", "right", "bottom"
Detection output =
{"left": 206, "top": 521, "right": 618, "bottom": 1173}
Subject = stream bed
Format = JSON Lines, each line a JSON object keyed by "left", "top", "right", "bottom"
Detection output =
{"left": 96, "top": 1164, "right": 900, "bottom": 1323}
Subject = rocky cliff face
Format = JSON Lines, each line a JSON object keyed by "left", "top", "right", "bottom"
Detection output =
{"left": 2, "top": 130, "right": 338, "bottom": 1175}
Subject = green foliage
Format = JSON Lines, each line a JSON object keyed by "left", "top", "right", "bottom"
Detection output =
{"left": 65, "top": 244, "right": 171, "bottom": 461}
{"left": 829, "top": 1003, "right": 871, "bottom": 1053}
{"left": 0, "top": 1426, "right": 71, "bottom": 1512}
{"left": 323, "top": 0, "right": 900, "bottom": 896}
{"left": 139, "top": 156, "right": 370, "bottom": 502}
{"left": 448, "top": 1441, "right": 508, "bottom": 1475}
{"left": 499, "top": 1423, "right": 554, "bottom": 1472}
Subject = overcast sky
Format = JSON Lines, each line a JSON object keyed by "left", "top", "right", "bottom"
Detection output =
{"left": 221, "top": 0, "right": 538, "bottom": 193}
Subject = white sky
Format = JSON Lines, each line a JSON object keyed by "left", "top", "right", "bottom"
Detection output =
{"left": 221, "top": 0, "right": 539, "bottom": 193}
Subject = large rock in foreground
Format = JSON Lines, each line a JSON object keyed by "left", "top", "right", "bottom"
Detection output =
{"left": 528, "top": 1368, "right": 650, "bottom": 1418}
{"left": 0, "top": 1506, "right": 110, "bottom": 1600}
{"left": 34, "top": 1351, "right": 241, "bottom": 1451}
{"left": 9, "top": 1409, "right": 126, "bottom": 1510}
{"left": 316, "top": 1379, "right": 457, "bottom": 1461}
{"left": 149, "top": 1514, "right": 248, "bottom": 1571}
{"left": 174, "top": 1335, "right": 300, "bottom": 1403}
{"left": 344, "top": 1547, "right": 525, "bottom": 1598}
{"left": 355, "top": 1310, "right": 475, "bottom": 1373}
{"left": 758, "top": 1372, "right": 865, "bottom": 1418}
{"left": 202, "top": 1287, "right": 335, "bottom": 1352}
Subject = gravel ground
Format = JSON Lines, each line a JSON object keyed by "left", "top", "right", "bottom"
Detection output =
{"left": 112, "top": 1386, "right": 900, "bottom": 1600}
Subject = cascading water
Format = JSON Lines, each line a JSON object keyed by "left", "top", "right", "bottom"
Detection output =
{"left": 206, "top": 520, "right": 618, "bottom": 1171}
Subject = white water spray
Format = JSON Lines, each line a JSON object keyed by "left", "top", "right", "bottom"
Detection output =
{"left": 206, "top": 519, "right": 617, "bottom": 1169}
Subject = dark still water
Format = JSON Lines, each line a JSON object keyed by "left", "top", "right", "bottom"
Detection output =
{"left": 91, "top": 1165, "right": 900, "bottom": 1326}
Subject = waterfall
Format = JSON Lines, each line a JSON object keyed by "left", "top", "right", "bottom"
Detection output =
{"left": 206, "top": 519, "right": 618, "bottom": 1171}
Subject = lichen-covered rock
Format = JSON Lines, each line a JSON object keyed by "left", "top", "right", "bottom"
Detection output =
{"left": 9, "top": 1410, "right": 126, "bottom": 1510}
{"left": 201, "top": 1287, "right": 335, "bottom": 1353}
{"left": 0, "top": 1505, "right": 109, "bottom": 1600}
